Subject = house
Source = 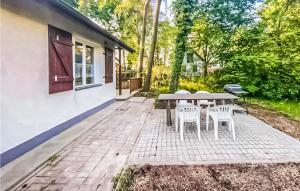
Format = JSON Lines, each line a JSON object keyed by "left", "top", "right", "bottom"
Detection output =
{"left": 0, "top": 0, "right": 134, "bottom": 167}
{"left": 181, "top": 50, "right": 203, "bottom": 77}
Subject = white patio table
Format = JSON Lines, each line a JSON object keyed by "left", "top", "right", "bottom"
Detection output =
{"left": 158, "top": 93, "right": 239, "bottom": 126}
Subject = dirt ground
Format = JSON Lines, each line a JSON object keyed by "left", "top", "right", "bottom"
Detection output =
{"left": 248, "top": 104, "right": 300, "bottom": 140}
{"left": 130, "top": 163, "right": 300, "bottom": 191}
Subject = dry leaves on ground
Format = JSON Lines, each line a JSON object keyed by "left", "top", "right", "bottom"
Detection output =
{"left": 130, "top": 163, "right": 300, "bottom": 191}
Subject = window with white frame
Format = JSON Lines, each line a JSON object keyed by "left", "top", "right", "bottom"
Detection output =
{"left": 74, "top": 41, "right": 95, "bottom": 86}
{"left": 86, "top": 45, "right": 94, "bottom": 84}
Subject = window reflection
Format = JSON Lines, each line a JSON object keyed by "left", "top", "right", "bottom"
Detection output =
{"left": 86, "top": 46, "right": 94, "bottom": 84}
{"left": 75, "top": 42, "right": 83, "bottom": 86}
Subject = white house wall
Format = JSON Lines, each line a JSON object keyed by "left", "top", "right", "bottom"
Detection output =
{"left": 0, "top": 6, "right": 116, "bottom": 154}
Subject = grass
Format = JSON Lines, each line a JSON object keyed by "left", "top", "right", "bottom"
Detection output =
{"left": 113, "top": 167, "right": 134, "bottom": 191}
{"left": 47, "top": 154, "right": 60, "bottom": 166}
{"left": 246, "top": 97, "right": 300, "bottom": 120}
{"left": 48, "top": 154, "right": 59, "bottom": 163}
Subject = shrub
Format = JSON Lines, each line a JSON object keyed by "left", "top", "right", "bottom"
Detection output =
{"left": 151, "top": 65, "right": 172, "bottom": 92}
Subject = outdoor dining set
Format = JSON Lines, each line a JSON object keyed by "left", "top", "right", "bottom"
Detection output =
{"left": 158, "top": 90, "right": 242, "bottom": 141}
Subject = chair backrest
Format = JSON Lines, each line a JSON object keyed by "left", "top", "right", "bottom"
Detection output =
{"left": 214, "top": 105, "right": 233, "bottom": 119}
{"left": 178, "top": 105, "right": 200, "bottom": 121}
{"left": 175, "top": 90, "right": 191, "bottom": 105}
{"left": 195, "top": 90, "right": 210, "bottom": 94}
{"left": 195, "top": 91, "right": 211, "bottom": 106}
{"left": 175, "top": 90, "right": 191, "bottom": 94}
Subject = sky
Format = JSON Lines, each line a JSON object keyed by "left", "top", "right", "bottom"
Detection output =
{"left": 151, "top": 0, "right": 173, "bottom": 21}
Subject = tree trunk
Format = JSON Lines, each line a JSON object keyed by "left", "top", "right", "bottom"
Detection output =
{"left": 203, "top": 47, "right": 208, "bottom": 81}
{"left": 137, "top": 0, "right": 150, "bottom": 78}
{"left": 169, "top": 35, "right": 186, "bottom": 92}
{"left": 169, "top": 0, "right": 196, "bottom": 93}
{"left": 144, "top": 0, "right": 162, "bottom": 92}
{"left": 203, "top": 62, "right": 208, "bottom": 80}
{"left": 156, "top": 46, "right": 159, "bottom": 65}
{"left": 123, "top": 50, "right": 126, "bottom": 76}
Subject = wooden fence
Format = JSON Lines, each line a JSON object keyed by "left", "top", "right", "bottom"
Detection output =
{"left": 129, "top": 78, "right": 143, "bottom": 93}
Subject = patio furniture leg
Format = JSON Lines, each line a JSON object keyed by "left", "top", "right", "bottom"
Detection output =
{"left": 180, "top": 119, "right": 184, "bottom": 141}
{"left": 243, "top": 96, "right": 249, "bottom": 114}
{"left": 231, "top": 118, "right": 236, "bottom": 141}
{"left": 166, "top": 100, "right": 172, "bottom": 126}
{"left": 175, "top": 109, "right": 179, "bottom": 132}
{"left": 214, "top": 120, "right": 218, "bottom": 140}
{"left": 196, "top": 116, "right": 201, "bottom": 141}
{"left": 206, "top": 112, "right": 209, "bottom": 131}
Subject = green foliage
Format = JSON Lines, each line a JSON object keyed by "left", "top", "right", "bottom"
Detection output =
{"left": 156, "top": 21, "right": 177, "bottom": 66}
{"left": 219, "top": 0, "right": 300, "bottom": 99}
{"left": 247, "top": 97, "right": 300, "bottom": 120}
{"left": 179, "top": 79, "right": 202, "bottom": 93}
{"left": 65, "top": 0, "right": 300, "bottom": 100}
{"left": 203, "top": 0, "right": 257, "bottom": 32}
{"left": 48, "top": 154, "right": 60, "bottom": 166}
{"left": 169, "top": 0, "right": 197, "bottom": 92}
{"left": 68, "top": 0, "right": 145, "bottom": 67}
{"left": 190, "top": 15, "right": 224, "bottom": 77}
{"left": 63, "top": 0, "right": 79, "bottom": 8}
{"left": 205, "top": 70, "right": 226, "bottom": 92}
{"left": 97, "top": 0, "right": 120, "bottom": 31}
{"left": 245, "top": 84, "right": 259, "bottom": 94}
{"left": 116, "top": 0, "right": 144, "bottom": 62}
{"left": 178, "top": 77, "right": 223, "bottom": 93}
{"left": 151, "top": 65, "right": 172, "bottom": 93}
{"left": 113, "top": 167, "right": 134, "bottom": 191}
{"left": 190, "top": 0, "right": 258, "bottom": 77}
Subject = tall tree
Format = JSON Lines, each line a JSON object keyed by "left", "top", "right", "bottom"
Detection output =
{"left": 220, "top": 0, "right": 300, "bottom": 99}
{"left": 202, "top": 0, "right": 257, "bottom": 64}
{"left": 169, "top": 0, "right": 197, "bottom": 92}
{"left": 190, "top": 18, "right": 223, "bottom": 79}
{"left": 74, "top": 0, "right": 144, "bottom": 66}
{"left": 188, "top": 0, "right": 258, "bottom": 80}
{"left": 157, "top": 21, "right": 177, "bottom": 65}
{"left": 116, "top": 0, "right": 144, "bottom": 66}
{"left": 144, "top": 0, "right": 162, "bottom": 91}
{"left": 138, "top": 0, "right": 151, "bottom": 77}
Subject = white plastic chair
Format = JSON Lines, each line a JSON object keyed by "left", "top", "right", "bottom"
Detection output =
{"left": 196, "top": 90, "right": 210, "bottom": 94}
{"left": 175, "top": 90, "right": 191, "bottom": 132}
{"left": 178, "top": 105, "right": 201, "bottom": 141}
{"left": 175, "top": 90, "right": 190, "bottom": 105}
{"left": 195, "top": 91, "right": 216, "bottom": 108}
{"left": 206, "top": 105, "right": 235, "bottom": 140}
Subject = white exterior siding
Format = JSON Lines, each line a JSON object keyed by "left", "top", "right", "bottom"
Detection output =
{"left": 0, "top": 8, "right": 116, "bottom": 154}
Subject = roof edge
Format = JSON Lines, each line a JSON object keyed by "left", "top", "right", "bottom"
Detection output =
{"left": 49, "top": 0, "right": 135, "bottom": 53}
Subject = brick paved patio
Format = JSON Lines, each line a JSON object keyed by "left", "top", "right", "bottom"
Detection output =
{"left": 128, "top": 107, "right": 300, "bottom": 165}
{"left": 13, "top": 98, "right": 300, "bottom": 191}
{"left": 14, "top": 98, "right": 152, "bottom": 191}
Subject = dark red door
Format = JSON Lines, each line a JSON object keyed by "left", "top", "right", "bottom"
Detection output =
{"left": 105, "top": 47, "right": 113, "bottom": 83}
{"left": 48, "top": 25, "right": 73, "bottom": 94}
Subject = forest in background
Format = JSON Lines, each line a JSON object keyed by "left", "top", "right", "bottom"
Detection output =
{"left": 63, "top": 0, "right": 299, "bottom": 101}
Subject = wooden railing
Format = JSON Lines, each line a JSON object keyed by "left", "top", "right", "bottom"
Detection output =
{"left": 129, "top": 78, "right": 143, "bottom": 93}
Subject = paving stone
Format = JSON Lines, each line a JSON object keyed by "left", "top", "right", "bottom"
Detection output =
{"left": 17, "top": 99, "right": 152, "bottom": 191}
{"left": 128, "top": 107, "right": 300, "bottom": 165}
{"left": 15, "top": 99, "right": 300, "bottom": 191}
{"left": 24, "top": 183, "right": 49, "bottom": 191}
